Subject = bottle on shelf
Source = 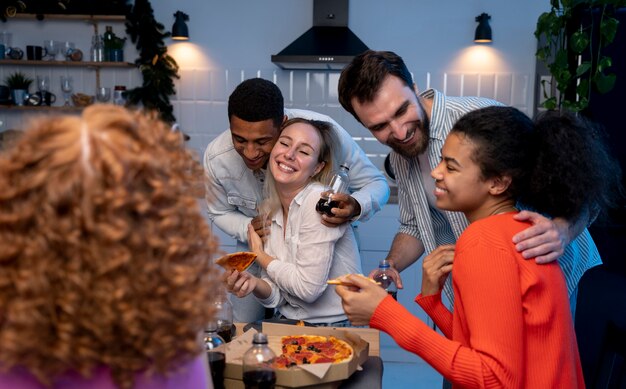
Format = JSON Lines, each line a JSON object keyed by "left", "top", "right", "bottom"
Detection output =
{"left": 213, "top": 295, "right": 234, "bottom": 343}
{"left": 242, "top": 333, "right": 277, "bottom": 389}
{"left": 102, "top": 25, "right": 114, "bottom": 61}
{"left": 90, "top": 34, "right": 104, "bottom": 62}
{"left": 315, "top": 163, "right": 350, "bottom": 217}
{"left": 372, "top": 259, "right": 398, "bottom": 300}
{"left": 204, "top": 321, "right": 226, "bottom": 389}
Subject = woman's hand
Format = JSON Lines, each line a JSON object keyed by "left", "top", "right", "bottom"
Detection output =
{"left": 223, "top": 269, "right": 258, "bottom": 298}
{"left": 247, "top": 223, "right": 264, "bottom": 255}
{"left": 334, "top": 274, "right": 389, "bottom": 326}
{"left": 421, "top": 244, "right": 454, "bottom": 296}
{"left": 247, "top": 224, "right": 274, "bottom": 269}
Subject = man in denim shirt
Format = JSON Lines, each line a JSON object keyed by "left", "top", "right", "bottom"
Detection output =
{"left": 204, "top": 78, "right": 390, "bottom": 322}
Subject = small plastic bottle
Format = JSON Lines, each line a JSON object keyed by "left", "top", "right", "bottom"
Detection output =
{"left": 204, "top": 321, "right": 226, "bottom": 389}
{"left": 213, "top": 296, "right": 234, "bottom": 343}
{"left": 372, "top": 259, "right": 398, "bottom": 300}
{"left": 315, "top": 164, "right": 350, "bottom": 217}
{"left": 242, "top": 333, "right": 277, "bottom": 389}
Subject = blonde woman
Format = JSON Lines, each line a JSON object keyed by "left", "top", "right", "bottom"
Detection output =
{"left": 225, "top": 118, "right": 361, "bottom": 326}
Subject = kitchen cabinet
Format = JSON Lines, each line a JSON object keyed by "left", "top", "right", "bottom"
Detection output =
{"left": 0, "top": 13, "right": 139, "bottom": 115}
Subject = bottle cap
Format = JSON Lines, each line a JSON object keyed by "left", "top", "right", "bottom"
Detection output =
{"left": 379, "top": 259, "right": 390, "bottom": 268}
{"left": 253, "top": 332, "right": 269, "bottom": 344}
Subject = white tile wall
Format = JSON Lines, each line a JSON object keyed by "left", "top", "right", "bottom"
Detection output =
{"left": 168, "top": 67, "right": 532, "bottom": 175}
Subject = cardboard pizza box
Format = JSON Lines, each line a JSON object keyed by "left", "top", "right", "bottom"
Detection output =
{"left": 224, "top": 322, "right": 369, "bottom": 388}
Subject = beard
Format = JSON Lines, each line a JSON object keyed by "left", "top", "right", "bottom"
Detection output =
{"left": 387, "top": 101, "right": 430, "bottom": 158}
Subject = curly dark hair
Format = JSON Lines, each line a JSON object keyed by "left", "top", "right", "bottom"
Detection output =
{"left": 228, "top": 78, "right": 284, "bottom": 127}
{"left": 0, "top": 105, "right": 220, "bottom": 388}
{"left": 451, "top": 106, "right": 623, "bottom": 220}
{"left": 338, "top": 50, "right": 414, "bottom": 124}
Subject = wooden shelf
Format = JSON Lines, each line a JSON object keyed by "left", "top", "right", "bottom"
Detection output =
{"left": 11, "top": 14, "right": 125, "bottom": 22}
{"left": 0, "top": 104, "right": 84, "bottom": 112}
{"left": 0, "top": 59, "right": 135, "bottom": 68}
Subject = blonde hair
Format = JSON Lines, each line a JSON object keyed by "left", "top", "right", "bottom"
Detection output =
{"left": 259, "top": 118, "right": 338, "bottom": 219}
{"left": 0, "top": 105, "right": 220, "bottom": 388}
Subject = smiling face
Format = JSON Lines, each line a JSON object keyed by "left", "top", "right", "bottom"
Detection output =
{"left": 430, "top": 133, "right": 498, "bottom": 222}
{"left": 230, "top": 115, "right": 281, "bottom": 171}
{"left": 351, "top": 75, "right": 430, "bottom": 158}
{"left": 269, "top": 122, "right": 325, "bottom": 193}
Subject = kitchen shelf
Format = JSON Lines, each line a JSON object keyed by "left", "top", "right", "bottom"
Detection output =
{"left": 11, "top": 14, "right": 125, "bottom": 22}
{"left": 0, "top": 104, "right": 83, "bottom": 112}
{"left": 0, "top": 59, "right": 135, "bottom": 68}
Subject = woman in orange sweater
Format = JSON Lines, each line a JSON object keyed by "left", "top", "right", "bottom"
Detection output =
{"left": 336, "top": 107, "right": 622, "bottom": 387}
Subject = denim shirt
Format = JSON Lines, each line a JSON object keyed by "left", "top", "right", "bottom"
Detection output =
{"left": 204, "top": 108, "right": 390, "bottom": 245}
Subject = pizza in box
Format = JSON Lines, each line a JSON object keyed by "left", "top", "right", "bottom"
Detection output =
{"left": 215, "top": 251, "right": 256, "bottom": 272}
{"left": 273, "top": 335, "right": 353, "bottom": 369}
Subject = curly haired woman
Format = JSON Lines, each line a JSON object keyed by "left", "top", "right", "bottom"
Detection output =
{"left": 0, "top": 105, "right": 220, "bottom": 389}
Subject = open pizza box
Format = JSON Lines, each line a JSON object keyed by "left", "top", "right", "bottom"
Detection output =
{"left": 224, "top": 322, "right": 369, "bottom": 388}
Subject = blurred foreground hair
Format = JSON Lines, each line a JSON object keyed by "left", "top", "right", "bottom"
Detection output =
{"left": 0, "top": 105, "right": 220, "bottom": 388}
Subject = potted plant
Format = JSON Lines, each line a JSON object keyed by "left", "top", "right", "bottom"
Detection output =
{"left": 534, "top": 1, "right": 625, "bottom": 112}
{"left": 4, "top": 71, "right": 33, "bottom": 106}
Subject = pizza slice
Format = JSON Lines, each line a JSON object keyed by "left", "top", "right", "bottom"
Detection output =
{"left": 215, "top": 251, "right": 257, "bottom": 272}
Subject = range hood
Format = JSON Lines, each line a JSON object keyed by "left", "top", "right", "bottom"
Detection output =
{"left": 271, "top": 0, "right": 369, "bottom": 70}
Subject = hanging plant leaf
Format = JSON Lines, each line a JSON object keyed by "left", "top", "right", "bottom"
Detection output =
{"left": 576, "top": 61, "right": 592, "bottom": 77}
{"left": 593, "top": 72, "right": 617, "bottom": 94}
{"left": 600, "top": 17, "right": 619, "bottom": 46}
{"left": 535, "top": 0, "right": 621, "bottom": 112}
{"left": 125, "top": 0, "right": 179, "bottom": 124}
{"left": 570, "top": 30, "right": 589, "bottom": 53}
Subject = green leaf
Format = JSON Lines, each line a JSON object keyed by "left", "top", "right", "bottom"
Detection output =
{"left": 598, "top": 56, "right": 612, "bottom": 73}
{"left": 600, "top": 17, "right": 619, "bottom": 45}
{"left": 542, "top": 96, "right": 558, "bottom": 110}
{"left": 570, "top": 30, "right": 589, "bottom": 53}
{"left": 576, "top": 61, "right": 592, "bottom": 77}
{"left": 593, "top": 72, "right": 617, "bottom": 94}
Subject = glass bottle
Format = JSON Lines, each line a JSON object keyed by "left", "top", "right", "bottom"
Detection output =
{"left": 204, "top": 321, "right": 226, "bottom": 389}
{"left": 372, "top": 259, "right": 398, "bottom": 300}
{"left": 113, "top": 85, "right": 127, "bottom": 106}
{"left": 103, "top": 26, "right": 114, "bottom": 61}
{"left": 242, "top": 333, "right": 277, "bottom": 389}
{"left": 90, "top": 34, "right": 104, "bottom": 62}
{"left": 213, "top": 295, "right": 234, "bottom": 343}
{"left": 316, "top": 164, "right": 350, "bottom": 217}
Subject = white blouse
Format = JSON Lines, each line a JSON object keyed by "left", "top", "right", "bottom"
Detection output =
{"left": 256, "top": 182, "right": 362, "bottom": 324}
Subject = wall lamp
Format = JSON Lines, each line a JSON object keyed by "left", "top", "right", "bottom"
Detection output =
{"left": 474, "top": 13, "right": 492, "bottom": 43}
{"left": 172, "top": 11, "right": 190, "bottom": 41}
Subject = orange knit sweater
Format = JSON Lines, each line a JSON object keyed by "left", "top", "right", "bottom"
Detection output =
{"left": 370, "top": 213, "right": 584, "bottom": 388}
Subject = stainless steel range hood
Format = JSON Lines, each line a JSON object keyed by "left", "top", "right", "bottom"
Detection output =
{"left": 271, "top": 0, "right": 369, "bottom": 70}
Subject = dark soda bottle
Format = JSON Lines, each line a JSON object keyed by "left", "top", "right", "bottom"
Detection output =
{"left": 315, "top": 198, "right": 340, "bottom": 216}
{"left": 242, "top": 370, "right": 277, "bottom": 389}
{"left": 208, "top": 351, "right": 226, "bottom": 389}
{"left": 204, "top": 321, "right": 226, "bottom": 389}
{"left": 242, "top": 333, "right": 276, "bottom": 389}
{"left": 316, "top": 164, "right": 350, "bottom": 217}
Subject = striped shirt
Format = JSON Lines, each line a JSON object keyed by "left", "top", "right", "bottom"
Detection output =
{"left": 391, "top": 88, "right": 602, "bottom": 304}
